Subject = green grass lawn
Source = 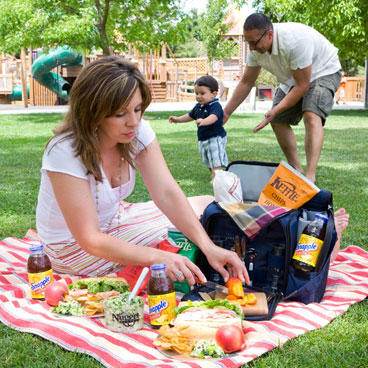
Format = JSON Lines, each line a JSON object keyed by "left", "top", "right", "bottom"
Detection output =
{"left": 0, "top": 110, "right": 367, "bottom": 367}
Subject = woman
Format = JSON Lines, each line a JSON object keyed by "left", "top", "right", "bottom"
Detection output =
{"left": 36, "top": 56, "right": 249, "bottom": 286}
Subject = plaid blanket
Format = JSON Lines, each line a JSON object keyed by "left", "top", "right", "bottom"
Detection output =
{"left": 219, "top": 201, "right": 289, "bottom": 238}
{"left": 1, "top": 229, "right": 367, "bottom": 368}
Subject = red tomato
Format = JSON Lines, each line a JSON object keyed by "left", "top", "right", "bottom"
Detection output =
{"left": 215, "top": 325, "right": 246, "bottom": 353}
{"left": 44, "top": 281, "right": 69, "bottom": 306}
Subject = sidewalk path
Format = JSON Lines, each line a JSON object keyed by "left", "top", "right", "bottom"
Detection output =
{"left": 0, "top": 100, "right": 365, "bottom": 115}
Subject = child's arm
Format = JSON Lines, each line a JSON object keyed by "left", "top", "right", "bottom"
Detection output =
{"left": 196, "top": 114, "right": 218, "bottom": 127}
{"left": 169, "top": 114, "right": 193, "bottom": 123}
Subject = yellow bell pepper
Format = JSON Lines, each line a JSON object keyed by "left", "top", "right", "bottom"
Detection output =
{"left": 246, "top": 293, "right": 257, "bottom": 305}
{"left": 225, "top": 277, "right": 245, "bottom": 299}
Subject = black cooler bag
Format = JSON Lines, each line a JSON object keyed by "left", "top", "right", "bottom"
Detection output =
{"left": 194, "top": 161, "right": 338, "bottom": 320}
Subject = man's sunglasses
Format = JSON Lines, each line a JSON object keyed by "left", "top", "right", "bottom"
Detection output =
{"left": 248, "top": 29, "right": 270, "bottom": 47}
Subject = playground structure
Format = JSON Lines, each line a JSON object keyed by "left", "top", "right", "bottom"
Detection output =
{"left": 0, "top": 55, "right": 27, "bottom": 104}
{"left": 0, "top": 49, "right": 222, "bottom": 106}
{"left": 1, "top": 44, "right": 366, "bottom": 108}
{"left": 0, "top": 46, "right": 250, "bottom": 107}
{"left": 31, "top": 46, "right": 82, "bottom": 101}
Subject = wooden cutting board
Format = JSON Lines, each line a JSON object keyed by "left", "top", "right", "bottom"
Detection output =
{"left": 242, "top": 292, "right": 268, "bottom": 316}
{"left": 213, "top": 291, "right": 269, "bottom": 316}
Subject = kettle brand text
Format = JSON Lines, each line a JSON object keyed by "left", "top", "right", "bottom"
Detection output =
{"left": 270, "top": 177, "right": 301, "bottom": 204}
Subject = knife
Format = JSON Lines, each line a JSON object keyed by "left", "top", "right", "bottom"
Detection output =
{"left": 234, "top": 235, "right": 242, "bottom": 260}
{"left": 198, "top": 280, "right": 229, "bottom": 294}
{"left": 241, "top": 237, "right": 246, "bottom": 261}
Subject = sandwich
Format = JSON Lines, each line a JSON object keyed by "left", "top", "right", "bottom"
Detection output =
{"left": 172, "top": 299, "right": 244, "bottom": 340}
{"left": 65, "top": 276, "right": 130, "bottom": 314}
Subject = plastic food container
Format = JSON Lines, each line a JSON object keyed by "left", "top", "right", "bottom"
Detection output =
{"left": 103, "top": 293, "right": 144, "bottom": 333}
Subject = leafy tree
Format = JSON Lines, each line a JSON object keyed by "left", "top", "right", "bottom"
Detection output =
{"left": 252, "top": 0, "right": 368, "bottom": 75}
{"left": 169, "top": 9, "right": 205, "bottom": 58}
{"left": 200, "top": 0, "right": 237, "bottom": 65}
{"left": 0, "top": 0, "right": 185, "bottom": 56}
{"left": 200, "top": 0, "right": 249, "bottom": 72}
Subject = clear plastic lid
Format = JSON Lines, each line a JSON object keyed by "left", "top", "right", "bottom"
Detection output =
{"left": 29, "top": 245, "right": 44, "bottom": 252}
{"left": 315, "top": 213, "right": 329, "bottom": 223}
{"left": 150, "top": 264, "right": 166, "bottom": 271}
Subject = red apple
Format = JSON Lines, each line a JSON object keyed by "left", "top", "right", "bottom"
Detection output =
{"left": 44, "top": 281, "right": 69, "bottom": 306}
{"left": 215, "top": 325, "right": 246, "bottom": 353}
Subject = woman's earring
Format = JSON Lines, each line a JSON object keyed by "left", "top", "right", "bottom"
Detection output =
{"left": 95, "top": 127, "right": 98, "bottom": 137}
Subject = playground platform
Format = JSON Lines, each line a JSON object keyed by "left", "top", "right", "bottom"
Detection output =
{"left": 0, "top": 100, "right": 365, "bottom": 115}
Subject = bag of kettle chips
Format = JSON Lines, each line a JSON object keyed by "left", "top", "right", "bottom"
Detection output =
{"left": 258, "top": 161, "right": 319, "bottom": 209}
{"left": 168, "top": 227, "right": 200, "bottom": 294}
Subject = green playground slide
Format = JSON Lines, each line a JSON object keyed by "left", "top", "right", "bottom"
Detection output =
{"left": 8, "top": 84, "right": 28, "bottom": 101}
{"left": 31, "top": 46, "right": 82, "bottom": 100}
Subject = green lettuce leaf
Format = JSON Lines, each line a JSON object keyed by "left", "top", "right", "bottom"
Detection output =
{"left": 67, "top": 278, "right": 129, "bottom": 294}
{"left": 174, "top": 298, "right": 244, "bottom": 319}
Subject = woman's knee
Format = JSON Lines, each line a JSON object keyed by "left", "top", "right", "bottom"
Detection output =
{"left": 187, "top": 195, "right": 214, "bottom": 218}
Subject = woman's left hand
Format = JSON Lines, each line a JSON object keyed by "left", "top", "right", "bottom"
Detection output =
{"left": 205, "top": 245, "right": 249, "bottom": 284}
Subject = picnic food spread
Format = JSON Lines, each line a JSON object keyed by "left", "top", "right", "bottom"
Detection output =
{"left": 46, "top": 276, "right": 130, "bottom": 316}
{"left": 27, "top": 244, "right": 54, "bottom": 300}
{"left": 153, "top": 298, "right": 248, "bottom": 359}
{"left": 41, "top": 266, "right": 251, "bottom": 359}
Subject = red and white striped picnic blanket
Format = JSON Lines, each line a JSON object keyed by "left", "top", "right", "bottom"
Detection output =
{"left": 1, "top": 229, "right": 367, "bottom": 368}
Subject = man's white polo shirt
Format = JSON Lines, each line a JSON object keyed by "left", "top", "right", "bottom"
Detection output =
{"left": 247, "top": 22, "right": 341, "bottom": 93}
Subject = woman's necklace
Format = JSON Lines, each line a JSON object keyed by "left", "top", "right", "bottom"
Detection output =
{"left": 95, "top": 157, "right": 124, "bottom": 229}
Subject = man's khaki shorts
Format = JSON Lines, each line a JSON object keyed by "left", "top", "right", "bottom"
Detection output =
{"left": 271, "top": 71, "right": 341, "bottom": 126}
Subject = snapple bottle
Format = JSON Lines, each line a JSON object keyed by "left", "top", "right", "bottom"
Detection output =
{"left": 291, "top": 213, "right": 328, "bottom": 274}
{"left": 147, "top": 264, "right": 176, "bottom": 329}
{"left": 27, "top": 245, "right": 54, "bottom": 300}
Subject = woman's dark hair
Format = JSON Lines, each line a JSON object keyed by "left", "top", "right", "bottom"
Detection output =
{"left": 244, "top": 13, "right": 273, "bottom": 32}
{"left": 49, "top": 56, "right": 152, "bottom": 182}
{"left": 195, "top": 75, "right": 219, "bottom": 92}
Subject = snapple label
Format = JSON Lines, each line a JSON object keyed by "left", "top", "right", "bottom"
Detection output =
{"left": 147, "top": 292, "right": 176, "bottom": 326}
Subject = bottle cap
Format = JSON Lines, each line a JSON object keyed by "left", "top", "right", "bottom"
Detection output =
{"left": 315, "top": 213, "right": 329, "bottom": 223}
{"left": 29, "top": 244, "right": 44, "bottom": 252}
{"left": 150, "top": 264, "right": 166, "bottom": 271}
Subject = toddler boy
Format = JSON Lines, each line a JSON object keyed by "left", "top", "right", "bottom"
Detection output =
{"left": 169, "top": 76, "right": 228, "bottom": 181}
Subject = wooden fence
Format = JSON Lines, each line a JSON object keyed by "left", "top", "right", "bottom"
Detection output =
{"left": 29, "top": 76, "right": 57, "bottom": 106}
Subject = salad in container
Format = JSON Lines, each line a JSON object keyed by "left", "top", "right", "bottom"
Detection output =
{"left": 103, "top": 292, "right": 144, "bottom": 332}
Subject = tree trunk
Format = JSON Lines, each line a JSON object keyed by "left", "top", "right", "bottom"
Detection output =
{"left": 95, "top": 0, "right": 112, "bottom": 56}
{"left": 20, "top": 47, "right": 28, "bottom": 108}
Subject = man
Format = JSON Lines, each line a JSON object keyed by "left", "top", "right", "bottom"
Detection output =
{"left": 223, "top": 13, "right": 341, "bottom": 183}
